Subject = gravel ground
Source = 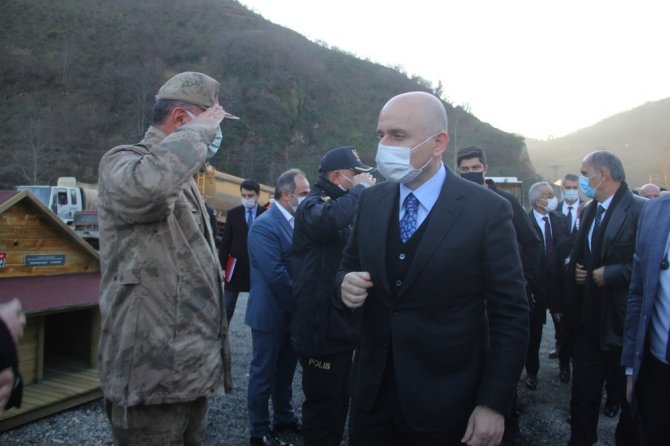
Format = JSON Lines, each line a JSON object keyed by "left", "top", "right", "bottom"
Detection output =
{"left": 0, "top": 294, "right": 617, "bottom": 445}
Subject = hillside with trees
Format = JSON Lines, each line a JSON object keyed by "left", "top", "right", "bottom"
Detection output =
{"left": 0, "top": 0, "right": 540, "bottom": 189}
{"left": 527, "top": 98, "right": 670, "bottom": 188}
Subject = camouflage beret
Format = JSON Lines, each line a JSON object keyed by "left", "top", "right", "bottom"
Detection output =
{"left": 156, "top": 72, "right": 220, "bottom": 108}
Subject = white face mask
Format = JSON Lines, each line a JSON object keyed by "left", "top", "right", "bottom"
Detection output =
{"left": 241, "top": 198, "right": 257, "bottom": 209}
{"left": 290, "top": 195, "right": 306, "bottom": 213}
{"left": 546, "top": 196, "right": 558, "bottom": 212}
{"left": 563, "top": 189, "right": 579, "bottom": 202}
{"left": 186, "top": 111, "right": 222, "bottom": 159}
{"left": 375, "top": 134, "right": 436, "bottom": 183}
{"left": 338, "top": 173, "right": 354, "bottom": 191}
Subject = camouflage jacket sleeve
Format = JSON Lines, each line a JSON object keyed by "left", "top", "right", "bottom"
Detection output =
{"left": 99, "top": 123, "right": 214, "bottom": 224}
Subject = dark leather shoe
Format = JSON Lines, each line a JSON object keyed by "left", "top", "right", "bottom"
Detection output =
{"left": 524, "top": 374, "right": 538, "bottom": 390}
{"left": 559, "top": 363, "right": 570, "bottom": 383}
{"left": 250, "top": 434, "right": 294, "bottom": 446}
{"left": 271, "top": 419, "right": 302, "bottom": 435}
{"left": 603, "top": 401, "right": 620, "bottom": 418}
{"left": 548, "top": 348, "right": 559, "bottom": 359}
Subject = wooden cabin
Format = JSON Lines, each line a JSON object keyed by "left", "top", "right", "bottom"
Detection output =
{"left": 0, "top": 190, "right": 101, "bottom": 431}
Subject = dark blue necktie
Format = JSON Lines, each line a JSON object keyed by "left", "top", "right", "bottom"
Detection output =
{"left": 591, "top": 205, "right": 605, "bottom": 248}
{"left": 543, "top": 216, "right": 555, "bottom": 270}
{"left": 400, "top": 193, "right": 419, "bottom": 244}
{"left": 247, "top": 209, "right": 254, "bottom": 227}
{"left": 566, "top": 206, "right": 573, "bottom": 232}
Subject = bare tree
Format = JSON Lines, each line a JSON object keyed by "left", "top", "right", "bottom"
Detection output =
{"left": 9, "top": 118, "right": 61, "bottom": 185}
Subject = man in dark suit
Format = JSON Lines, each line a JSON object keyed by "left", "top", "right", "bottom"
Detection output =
{"left": 564, "top": 150, "right": 645, "bottom": 446}
{"left": 527, "top": 181, "right": 571, "bottom": 384}
{"left": 219, "top": 179, "right": 266, "bottom": 322}
{"left": 547, "top": 174, "right": 582, "bottom": 362}
{"left": 559, "top": 174, "right": 582, "bottom": 235}
{"left": 456, "top": 145, "right": 543, "bottom": 392}
{"left": 622, "top": 194, "right": 669, "bottom": 445}
{"left": 338, "top": 91, "right": 529, "bottom": 445}
{"left": 246, "top": 169, "right": 310, "bottom": 446}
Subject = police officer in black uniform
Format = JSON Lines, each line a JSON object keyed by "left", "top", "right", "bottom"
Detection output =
{"left": 291, "top": 146, "right": 376, "bottom": 446}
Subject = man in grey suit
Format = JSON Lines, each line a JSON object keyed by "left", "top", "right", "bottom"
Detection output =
{"left": 622, "top": 194, "right": 669, "bottom": 445}
{"left": 339, "top": 91, "right": 529, "bottom": 446}
{"left": 246, "top": 168, "right": 310, "bottom": 446}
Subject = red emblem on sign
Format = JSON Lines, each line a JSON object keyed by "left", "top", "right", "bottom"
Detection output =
{"left": 0, "top": 252, "right": 6, "bottom": 269}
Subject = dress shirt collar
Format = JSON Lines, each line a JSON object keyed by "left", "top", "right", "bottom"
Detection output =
{"left": 275, "top": 202, "right": 295, "bottom": 228}
{"left": 598, "top": 194, "right": 614, "bottom": 213}
{"left": 399, "top": 163, "right": 447, "bottom": 215}
{"left": 533, "top": 209, "right": 549, "bottom": 226}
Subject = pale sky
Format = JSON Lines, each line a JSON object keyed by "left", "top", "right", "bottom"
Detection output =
{"left": 238, "top": 0, "right": 670, "bottom": 140}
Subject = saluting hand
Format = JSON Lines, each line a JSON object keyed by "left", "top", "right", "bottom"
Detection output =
{"left": 341, "top": 272, "right": 373, "bottom": 309}
{"left": 190, "top": 105, "right": 226, "bottom": 128}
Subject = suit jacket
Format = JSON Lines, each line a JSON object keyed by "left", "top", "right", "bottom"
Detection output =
{"left": 245, "top": 204, "right": 294, "bottom": 332}
{"left": 336, "top": 168, "right": 529, "bottom": 432}
{"left": 558, "top": 199, "right": 582, "bottom": 234}
{"left": 529, "top": 210, "right": 570, "bottom": 315}
{"left": 486, "top": 180, "right": 543, "bottom": 286}
{"left": 564, "top": 183, "right": 646, "bottom": 350}
{"left": 219, "top": 204, "right": 266, "bottom": 292}
{"left": 622, "top": 194, "right": 667, "bottom": 384}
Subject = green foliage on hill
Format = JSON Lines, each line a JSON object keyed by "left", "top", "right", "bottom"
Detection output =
{"left": 527, "top": 98, "right": 670, "bottom": 188}
{"left": 0, "top": 0, "right": 539, "bottom": 189}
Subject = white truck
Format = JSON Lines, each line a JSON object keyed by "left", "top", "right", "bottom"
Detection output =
{"left": 16, "top": 177, "right": 98, "bottom": 226}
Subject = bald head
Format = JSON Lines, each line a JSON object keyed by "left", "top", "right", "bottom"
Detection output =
{"left": 376, "top": 91, "right": 450, "bottom": 188}
{"left": 639, "top": 183, "right": 660, "bottom": 199}
{"left": 380, "top": 92, "right": 448, "bottom": 136}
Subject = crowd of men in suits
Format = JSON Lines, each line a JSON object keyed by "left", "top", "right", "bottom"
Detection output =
{"left": 91, "top": 71, "right": 668, "bottom": 446}
{"left": 232, "top": 141, "right": 669, "bottom": 446}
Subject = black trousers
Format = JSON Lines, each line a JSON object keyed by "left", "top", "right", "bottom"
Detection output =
{"left": 568, "top": 325, "right": 639, "bottom": 446}
{"left": 636, "top": 353, "right": 670, "bottom": 446}
{"left": 348, "top": 356, "right": 464, "bottom": 446}
{"left": 525, "top": 307, "right": 545, "bottom": 376}
{"left": 299, "top": 352, "right": 353, "bottom": 446}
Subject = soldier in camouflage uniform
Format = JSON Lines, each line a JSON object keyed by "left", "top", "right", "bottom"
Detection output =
{"left": 97, "top": 72, "right": 233, "bottom": 445}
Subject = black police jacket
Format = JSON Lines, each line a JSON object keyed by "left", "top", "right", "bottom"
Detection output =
{"left": 290, "top": 176, "right": 364, "bottom": 357}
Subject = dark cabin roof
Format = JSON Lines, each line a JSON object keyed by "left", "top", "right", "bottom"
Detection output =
{"left": 0, "top": 273, "right": 100, "bottom": 314}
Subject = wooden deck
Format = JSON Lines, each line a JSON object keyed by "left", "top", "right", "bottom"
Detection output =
{"left": 0, "top": 359, "right": 101, "bottom": 432}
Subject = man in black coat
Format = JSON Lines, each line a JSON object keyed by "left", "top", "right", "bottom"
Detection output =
{"left": 564, "top": 150, "right": 646, "bottom": 446}
{"left": 291, "top": 146, "right": 375, "bottom": 446}
{"left": 219, "top": 179, "right": 266, "bottom": 322}
{"left": 338, "top": 92, "right": 529, "bottom": 445}
{"left": 456, "top": 145, "right": 542, "bottom": 442}
{"left": 527, "top": 181, "right": 571, "bottom": 384}
{"left": 456, "top": 146, "right": 543, "bottom": 320}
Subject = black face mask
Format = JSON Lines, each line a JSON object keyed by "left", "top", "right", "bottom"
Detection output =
{"left": 460, "top": 171, "right": 485, "bottom": 185}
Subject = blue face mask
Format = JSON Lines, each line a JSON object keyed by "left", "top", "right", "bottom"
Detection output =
{"left": 579, "top": 174, "right": 597, "bottom": 199}
{"left": 186, "top": 111, "right": 223, "bottom": 160}
{"left": 207, "top": 125, "right": 223, "bottom": 160}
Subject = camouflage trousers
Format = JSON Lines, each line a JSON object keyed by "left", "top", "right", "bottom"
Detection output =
{"left": 105, "top": 397, "right": 208, "bottom": 446}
